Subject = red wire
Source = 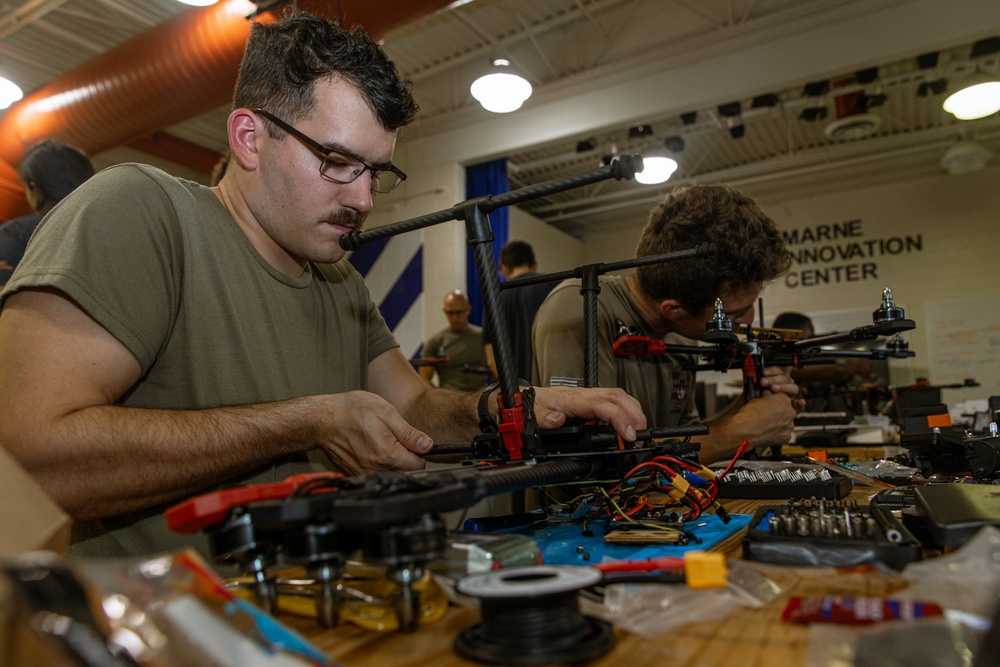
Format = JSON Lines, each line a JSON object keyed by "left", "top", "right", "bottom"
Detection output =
{"left": 719, "top": 439, "right": 751, "bottom": 479}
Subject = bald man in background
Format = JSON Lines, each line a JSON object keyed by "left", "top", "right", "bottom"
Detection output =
{"left": 420, "top": 290, "right": 490, "bottom": 391}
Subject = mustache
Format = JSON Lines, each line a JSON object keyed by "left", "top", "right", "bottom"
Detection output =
{"left": 328, "top": 209, "right": 363, "bottom": 230}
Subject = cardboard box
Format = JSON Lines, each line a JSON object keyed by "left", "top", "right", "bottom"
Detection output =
{"left": 0, "top": 446, "right": 72, "bottom": 667}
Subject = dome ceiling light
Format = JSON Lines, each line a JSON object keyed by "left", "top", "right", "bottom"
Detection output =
{"left": 943, "top": 71, "right": 1000, "bottom": 120}
{"left": 635, "top": 156, "right": 678, "bottom": 185}
{"left": 470, "top": 58, "right": 532, "bottom": 113}
{"left": 0, "top": 75, "right": 23, "bottom": 110}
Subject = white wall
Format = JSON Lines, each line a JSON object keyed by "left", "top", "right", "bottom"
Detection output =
{"left": 509, "top": 206, "right": 585, "bottom": 273}
{"left": 582, "top": 163, "right": 1000, "bottom": 403}
{"left": 364, "top": 139, "right": 466, "bottom": 343}
{"left": 759, "top": 163, "right": 1000, "bottom": 404}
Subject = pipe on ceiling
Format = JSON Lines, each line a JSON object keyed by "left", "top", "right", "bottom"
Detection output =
{"left": 0, "top": 0, "right": 453, "bottom": 221}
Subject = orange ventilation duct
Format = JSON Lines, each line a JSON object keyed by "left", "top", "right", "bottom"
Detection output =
{"left": 0, "top": 0, "right": 453, "bottom": 221}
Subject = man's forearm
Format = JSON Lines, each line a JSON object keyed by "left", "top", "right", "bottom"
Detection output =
{"left": 11, "top": 398, "right": 317, "bottom": 521}
{"left": 692, "top": 421, "right": 746, "bottom": 465}
{"left": 400, "top": 384, "right": 483, "bottom": 445}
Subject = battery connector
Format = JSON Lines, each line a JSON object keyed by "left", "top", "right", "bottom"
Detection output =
{"left": 666, "top": 474, "right": 691, "bottom": 503}
{"left": 683, "top": 551, "right": 728, "bottom": 589}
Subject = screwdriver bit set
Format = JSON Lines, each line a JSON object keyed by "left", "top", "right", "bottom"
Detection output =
{"left": 742, "top": 498, "right": 923, "bottom": 570}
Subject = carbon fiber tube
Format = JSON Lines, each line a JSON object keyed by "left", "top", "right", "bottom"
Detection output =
{"left": 467, "top": 205, "right": 519, "bottom": 405}
{"left": 340, "top": 156, "right": 643, "bottom": 252}
{"left": 581, "top": 266, "right": 600, "bottom": 389}
{"left": 475, "top": 459, "right": 592, "bottom": 496}
{"left": 499, "top": 243, "right": 717, "bottom": 291}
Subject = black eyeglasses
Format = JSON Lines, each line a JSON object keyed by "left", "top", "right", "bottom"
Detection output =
{"left": 252, "top": 108, "right": 407, "bottom": 194}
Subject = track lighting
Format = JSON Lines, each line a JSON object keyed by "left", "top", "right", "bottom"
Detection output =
{"left": 799, "top": 107, "right": 828, "bottom": 121}
{"left": 855, "top": 67, "right": 878, "bottom": 84}
{"left": 803, "top": 80, "right": 830, "bottom": 97}
{"left": 751, "top": 94, "right": 779, "bottom": 109}
{"left": 918, "top": 79, "right": 948, "bottom": 97}
{"left": 717, "top": 102, "right": 741, "bottom": 117}
{"left": 855, "top": 92, "right": 887, "bottom": 110}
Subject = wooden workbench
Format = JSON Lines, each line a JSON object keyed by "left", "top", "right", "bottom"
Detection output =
{"left": 291, "top": 567, "right": 906, "bottom": 667}
{"left": 284, "top": 487, "right": 915, "bottom": 667}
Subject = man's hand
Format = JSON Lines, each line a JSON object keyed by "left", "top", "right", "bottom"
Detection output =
{"left": 531, "top": 386, "right": 647, "bottom": 442}
{"left": 735, "top": 392, "right": 798, "bottom": 447}
{"left": 312, "top": 391, "right": 433, "bottom": 476}
{"left": 759, "top": 366, "right": 803, "bottom": 403}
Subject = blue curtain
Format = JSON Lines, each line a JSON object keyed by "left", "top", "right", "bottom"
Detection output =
{"left": 464, "top": 158, "right": 509, "bottom": 326}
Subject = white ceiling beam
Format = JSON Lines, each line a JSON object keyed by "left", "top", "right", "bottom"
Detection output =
{"left": 0, "top": 0, "right": 73, "bottom": 40}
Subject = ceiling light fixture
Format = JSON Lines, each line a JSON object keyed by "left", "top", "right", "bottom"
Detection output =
{"left": 0, "top": 75, "right": 23, "bottom": 110}
{"left": 855, "top": 67, "right": 879, "bottom": 84}
{"left": 717, "top": 101, "right": 741, "bottom": 117}
{"left": 628, "top": 124, "right": 654, "bottom": 138}
{"left": 470, "top": 58, "right": 532, "bottom": 113}
{"left": 940, "top": 140, "right": 993, "bottom": 175}
{"left": 664, "top": 135, "right": 685, "bottom": 153}
{"left": 855, "top": 91, "right": 887, "bottom": 110}
{"left": 971, "top": 36, "right": 1000, "bottom": 58}
{"left": 799, "top": 107, "right": 828, "bottom": 121}
{"left": 917, "top": 52, "right": 940, "bottom": 69}
{"left": 943, "top": 71, "right": 1000, "bottom": 120}
{"left": 803, "top": 80, "right": 830, "bottom": 97}
{"left": 635, "top": 155, "right": 678, "bottom": 185}
{"left": 751, "top": 94, "right": 779, "bottom": 109}
{"left": 918, "top": 79, "right": 948, "bottom": 96}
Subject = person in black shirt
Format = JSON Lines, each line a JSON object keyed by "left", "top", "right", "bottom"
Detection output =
{"left": 0, "top": 139, "right": 94, "bottom": 288}
{"left": 482, "top": 240, "right": 558, "bottom": 382}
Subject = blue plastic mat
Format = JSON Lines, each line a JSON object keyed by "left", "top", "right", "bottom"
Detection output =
{"left": 506, "top": 513, "right": 752, "bottom": 565}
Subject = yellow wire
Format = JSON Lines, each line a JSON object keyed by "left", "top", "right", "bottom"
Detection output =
{"left": 599, "top": 487, "right": 676, "bottom": 532}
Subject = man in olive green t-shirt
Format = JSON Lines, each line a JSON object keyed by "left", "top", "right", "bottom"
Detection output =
{"left": 420, "top": 290, "right": 490, "bottom": 391}
{"left": 0, "top": 15, "right": 645, "bottom": 560}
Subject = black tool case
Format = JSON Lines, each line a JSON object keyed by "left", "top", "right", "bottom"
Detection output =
{"left": 742, "top": 502, "right": 923, "bottom": 570}
{"left": 717, "top": 462, "right": 853, "bottom": 500}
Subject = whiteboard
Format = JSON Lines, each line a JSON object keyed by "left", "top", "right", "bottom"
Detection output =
{"left": 925, "top": 298, "right": 1000, "bottom": 398}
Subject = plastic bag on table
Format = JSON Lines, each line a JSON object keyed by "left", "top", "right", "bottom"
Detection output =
{"left": 596, "top": 559, "right": 784, "bottom": 639}
{"left": 2, "top": 549, "right": 336, "bottom": 667}
{"left": 799, "top": 526, "right": 1000, "bottom": 667}
{"left": 803, "top": 614, "right": 990, "bottom": 667}
{"left": 845, "top": 459, "right": 919, "bottom": 482}
{"left": 898, "top": 525, "right": 1000, "bottom": 618}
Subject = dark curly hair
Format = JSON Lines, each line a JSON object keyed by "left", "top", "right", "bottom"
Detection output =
{"left": 635, "top": 183, "right": 791, "bottom": 314}
{"left": 233, "top": 12, "right": 417, "bottom": 133}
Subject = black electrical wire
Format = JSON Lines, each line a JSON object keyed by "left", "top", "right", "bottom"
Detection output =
{"left": 455, "top": 576, "right": 614, "bottom": 665}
